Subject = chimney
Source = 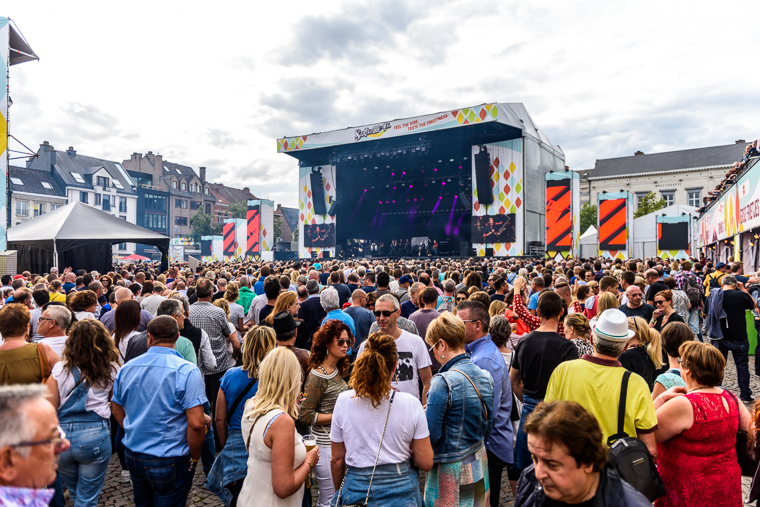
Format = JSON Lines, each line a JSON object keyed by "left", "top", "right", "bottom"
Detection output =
{"left": 199, "top": 167, "right": 206, "bottom": 183}
{"left": 131, "top": 152, "right": 141, "bottom": 161}
{"left": 736, "top": 139, "right": 746, "bottom": 144}
{"left": 243, "top": 187, "right": 250, "bottom": 194}
{"left": 634, "top": 151, "right": 645, "bottom": 156}
{"left": 67, "top": 146, "right": 76, "bottom": 156}
{"left": 155, "top": 153, "right": 163, "bottom": 169}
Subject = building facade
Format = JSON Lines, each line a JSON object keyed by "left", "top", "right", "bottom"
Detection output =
{"left": 207, "top": 183, "right": 256, "bottom": 224}
{"left": 9, "top": 166, "right": 67, "bottom": 226}
{"left": 580, "top": 142, "right": 748, "bottom": 213}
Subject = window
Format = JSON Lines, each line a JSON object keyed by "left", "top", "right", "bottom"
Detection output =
{"left": 51, "top": 203, "right": 62, "bottom": 211}
{"left": 144, "top": 194, "right": 165, "bottom": 211}
{"left": 34, "top": 203, "right": 45, "bottom": 216}
{"left": 172, "top": 181, "right": 178, "bottom": 189}
{"left": 95, "top": 194, "right": 102, "bottom": 206}
{"left": 175, "top": 199, "right": 188, "bottom": 209}
{"left": 119, "top": 197, "right": 127, "bottom": 213}
{"left": 79, "top": 191, "right": 88, "bottom": 204}
{"left": 118, "top": 243, "right": 127, "bottom": 250}
{"left": 660, "top": 191, "right": 675, "bottom": 207}
{"left": 102, "top": 195, "right": 111, "bottom": 211}
{"left": 41, "top": 182, "right": 53, "bottom": 190}
{"left": 190, "top": 201, "right": 198, "bottom": 210}
{"left": 72, "top": 173, "right": 85, "bottom": 184}
{"left": 113, "top": 180, "right": 124, "bottom": 190}
{"left": 175, "top": 216, "right": 188, "bottom": 226}
{"left": 10, "top": 177, "right": 23, "bottom": 185}
{"left": 205, "top": 203, "right": 211, "bottom": 214}
{"left": 96, "top": 176, "right": 109, "bottom": 188}
{"left": 635, "top": 192, "right": 648, "bottom": 210}
{"left": 181, "top": 182, "right": 187, "bottom": 191}
{"left": 144, "top": 213, "right": 167, "bottom": 230}
{"left": 16, "top": 200, "right": 28, "bottom": 216}
{"left": 204, "top": 187, "right": 209, "bottom": 195}
{"left": 687, "top": 189, "right": 702, "bottom": 207}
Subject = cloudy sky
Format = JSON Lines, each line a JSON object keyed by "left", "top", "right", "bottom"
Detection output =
{"left": 5, "top": 1, "right": 759, "bottom": 207}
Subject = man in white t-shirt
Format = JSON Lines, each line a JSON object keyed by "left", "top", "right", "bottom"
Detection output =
{"left": 37, "top": 305, "right": 73, "bottom": 358}
{"left": 357, "top": 294, "right": 432, "bottom": 404}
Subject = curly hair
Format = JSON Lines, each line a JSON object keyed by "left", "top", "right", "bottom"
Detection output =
{"left": 63, "top": 319, "right": 120, "bottom": 387}
{"left": 307, "top": 320, "right": 352, "bottom": 377}
{"left": 68, "top": 290, "right": 98, "bottom": 313}
{"left": 349, "top": 332, "right": 398, "bottom": 408}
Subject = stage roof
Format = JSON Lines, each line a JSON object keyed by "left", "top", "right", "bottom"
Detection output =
{"left": 277, "top": 102, "right": 563, "bottom": 160}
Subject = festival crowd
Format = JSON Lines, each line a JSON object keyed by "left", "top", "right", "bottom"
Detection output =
{"left": 1, "top": 253, "right": 760, "bottom": 507}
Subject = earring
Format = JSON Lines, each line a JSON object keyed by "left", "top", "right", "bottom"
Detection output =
{"left": 441, "top": 355, "right": 445, "bottom": 359}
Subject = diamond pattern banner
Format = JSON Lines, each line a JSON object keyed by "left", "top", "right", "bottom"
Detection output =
{"left": 471, "top": 139, "right": 523, "bottom": 256}
{"left": 299, "top": 165, "right": 337, "bottom": 258}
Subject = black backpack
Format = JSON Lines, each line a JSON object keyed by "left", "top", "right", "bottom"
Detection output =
{"left": 607, "top": 371, "right": 667, "bottom": 502}
{"left": 683, "top": 272, "right": 702, "bottom": 308}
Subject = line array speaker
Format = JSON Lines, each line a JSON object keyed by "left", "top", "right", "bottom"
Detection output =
{"left": 310, "top": 171, "right": 327, "bottom": 215}
{"left": 474, "top": 146, "right": 493, "bottom": 206}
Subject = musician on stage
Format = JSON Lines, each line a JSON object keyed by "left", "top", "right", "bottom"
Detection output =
{"left": 483, "top": 217, "right": 498, "bottom": 241}
{"left": 390, "top": 239, "right": 397, "bottom": 256}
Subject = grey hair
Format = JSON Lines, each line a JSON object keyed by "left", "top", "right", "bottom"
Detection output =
{"left": 489, "top": 315, "right": 512, "bottom": 348}
{"left": 356, "top": 267, "right": 366, "bottom": 277}
{"left": 592, "top": 333, "right": 627, "bottom": 358}
{"left": 239, "top": 275, "right": 251, "bottom": 287}
{"left": 722, "top": 275, "right": 737, "bottom": 287}
{"left": 320, "top": 288, "right": 340, "bottom": 312}
{"left": 377, "top": 293, "right": 400, "bottom": 310}
{"left": 443, "top": 279, "right": 456, "bottom": 293}
{"left": 168, "top": 293, "right": 190, "bottom": 315}
{"left": 46, "top": 304, "right": 73, "bottom": 330}
{"left": 297, "top": 275, "right": 308, "bottom": 285}
{"left": 0, "top": 385, "right": 48, "bottom": 457}
{"left": 33, "top": 283, "right": 47, "bottom": 291}
{"left": 157, "top": 299, "right": 184, "bottom": 318}
{"left": 306, "top": 280, "right": 320, "bottom": 295}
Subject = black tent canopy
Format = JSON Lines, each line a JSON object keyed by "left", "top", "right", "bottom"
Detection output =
{"left": 8, "top": 201, "right": 169, "bottom": 274}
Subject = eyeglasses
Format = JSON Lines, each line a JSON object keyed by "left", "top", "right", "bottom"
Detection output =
{"left": 38, "top": 317, "right": 55, "bottom": 323}
{"left": 654, "top": 300, "right": 665, "bottom": 306}
{"left": 428, "top": 341, "right": 438, "bottom": 353}
{"left": 373, "top": 309, "right": 398, "bottom": 318}
{"left": 9, "top": 425, "right": 67, "bottom": 451}
{"left": 460, "top": 319, "right": 478, "bottom": 325}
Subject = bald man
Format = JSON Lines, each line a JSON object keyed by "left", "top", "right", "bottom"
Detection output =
{"left": 99, "top": 287, "right": 153, "bottom": 333}
{"left": 343, "top": 289, "right": 376, "bottom": 355}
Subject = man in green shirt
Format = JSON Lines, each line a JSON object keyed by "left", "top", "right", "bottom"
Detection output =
{"left": 236, "top": 275, "right": 256, "bottom": 316}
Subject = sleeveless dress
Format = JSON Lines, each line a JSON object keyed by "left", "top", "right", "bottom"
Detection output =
{"left": 238, "top": 408, "right": 306, "bottom": 507}
{"left": 655, "top": 391, "right": 741, "bottom": 507}
{"left": 0, "top": 343, "right": 44, "bottom": 385}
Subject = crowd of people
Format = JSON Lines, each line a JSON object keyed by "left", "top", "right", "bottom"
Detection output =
{"left": 0, "top": 253, "right": 759, "bottom": 507}
{"left": 698, "top": 140, "right": 759, "bottom": 213}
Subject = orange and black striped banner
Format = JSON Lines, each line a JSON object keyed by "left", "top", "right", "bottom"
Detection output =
{"left": 222, "top": 222, "right": 236, "bottom": 257}
{"left": 598, "top": 198, "right": 627, "bottom": 250}
{"left": 546, "top": 179, "right": 572, "bottom": 251}
{"left": 246, "top": 206, "right": 260, "bottom": 257}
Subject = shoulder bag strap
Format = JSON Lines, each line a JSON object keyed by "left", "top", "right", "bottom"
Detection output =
{"left": 450, "top": 368, "right": 489, "bottom": 422}
{"left": 607, "top": 370, "right": 631, "bottom": 446}
{"left": 244, "top": 409, "right": 276, "bottom": 452}
{"left": 227, "top": 378, "right": 257, "bottom": 424}
{"left": 36, "top": 343, "right": 51, "bottom": 383}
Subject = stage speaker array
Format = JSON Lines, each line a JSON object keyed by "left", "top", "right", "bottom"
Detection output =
{"left": 474, "top": 146, "right": 494, "bottom": 206}
{"left": 328, "top": 198, "right": 339, "bottom": 217}
{"left": 310, "top": 171, "right": 327, "bottom": 215}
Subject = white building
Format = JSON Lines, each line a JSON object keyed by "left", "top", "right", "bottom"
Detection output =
{"left": 9, "top": 166, "right": 67, "bottom": 226}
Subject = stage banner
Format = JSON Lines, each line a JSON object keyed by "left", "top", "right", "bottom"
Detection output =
{"left": 246, "top": 204, "right": 260, "bottom": 259}
{"left": 0, "top": 19, "right": 8, "bottom": 251}
{"left": 278, "top": 104, "right": 498, "bottom": 153}
{"left": 657, "top": 215, "right": 690, "bottom": 259}
{"left": 597, "top": 191, "right": 633, "bottom": 259}
{"left": 298, "top": 166, "right": 337, "bottom": 258}
{"left": 201, "top": 235, "right": 223, "bottom": 262}
{"left": 545, "top": 172, "right": 579, "bottom": 260}
{"left": 222, "top": 222, "right": 236, "bottom": 260}
{"left": 471, "top": 139, "right": 523, "bottom": 257}
{"left": 259, "top": 200, "right": 274, "bottom": 261}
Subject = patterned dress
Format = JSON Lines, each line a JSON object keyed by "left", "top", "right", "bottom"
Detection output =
{"left": 424, "top": 444, "right": 489, "bottom": 507}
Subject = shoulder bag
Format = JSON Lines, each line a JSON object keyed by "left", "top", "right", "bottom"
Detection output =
{"left": 725, "top": 390, "right": 759, "bottom": 476}
{"left": 36, "top": 343, "right": 51, "bottom": 383}
{"left": 607, "top": 370, "right": 666, "bottom": 502}
{"left": 335, "top": 390, "right": 396, "bottom": 507}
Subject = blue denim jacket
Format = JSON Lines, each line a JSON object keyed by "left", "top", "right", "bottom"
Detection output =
{"left": 425, "top": 354, "right": 494, "bottom": 463}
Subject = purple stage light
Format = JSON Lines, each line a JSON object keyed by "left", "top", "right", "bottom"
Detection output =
{"left": 391, "top": 172, "right": 395, "bottom": 176}
{"left": 421, "top": 169, "right": 425, "bottom": 173}
{"left": 402, "top": 171, "right": 406, "bottom": 175}
{"left": 414, "top": 198, "right": 417, "bottom": 201}
{"left": 379, "top": 201, "right": 382, "bottom": 204}
{"left": 434, "top": 168, "right": 438, "bottom": 171}
{"left": 439, "top": 196, "right": 442, "bottom": 199}
{"left": 363, "top": 189, "right": 367, "bottom": 192}
{"left": 409, "top": 185, "right": 413, "bottom": 188}
{"left": 458, "top": 166, "right": 462, "bottom": 169}
{"left": 393, "top": 186, "right": 397, "bottom": 190}
{"left": 454, "top": 195, "right": 458, "bottom": 198}
{"left": 442, "top": 182, "right": 445, "bottom": 185}
{"left": 392, "top": 200, "right": 396, "bottom": 203}
{"left": 385, "top": 201, "right": 389, "bottom": 204}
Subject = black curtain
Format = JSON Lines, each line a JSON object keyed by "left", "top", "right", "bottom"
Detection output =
{"left": 8, "top": 243, "right": 54, "bottom": 274}
{"left": 10, "top": 242, "right": 115, "bottom": 275}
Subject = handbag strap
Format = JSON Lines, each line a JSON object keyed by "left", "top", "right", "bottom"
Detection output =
{"left": 336, "top": 389, "right": 396, "bottom": 506}
{"left": 227, "top": 378, "right": 257, "bottom": 424}
{"left": 36, "top": 343, "right": 51, "bottom": 383}
{"left": 607, "top": 370, "right": 631, "bottom": 446}
{"left": 450, "top": 368, "right": 489, "bottom": 422}
{"left": 244, "top": 409, "right": 276, "bottom": 452}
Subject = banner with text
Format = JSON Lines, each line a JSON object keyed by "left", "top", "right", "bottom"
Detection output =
{"left": 699, "top": 159, "right": 760, "bottom": 246}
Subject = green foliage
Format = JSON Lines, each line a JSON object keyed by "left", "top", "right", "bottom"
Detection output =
{"left": 580, "top": 202, "right": 598, "bottom": 235}
{"left": 227, "top": 202, "right": 247, "bottom": 219}
{"left": 189, "top": 210, "right": 222, "bottom": 244}
{"left": 273, "top": 217, "right": 283, "bottom": 241}
{"left": 634, "top": 191, "right": 667, "bottom": 218}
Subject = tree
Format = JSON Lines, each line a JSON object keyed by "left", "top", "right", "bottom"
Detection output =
{"left": 580, "top": 202, "right": 597, "bottom": 235}
{"left": 189, "top": 210, "right": 222, "bottom": 244}
{"left": 634, "top": 191, "right": 667, "bottom": 218}
{"left": 273, "top": 217, "right": 283, "bottom": 242}
{"left": 227, "top": 202, "right": 247, "bottom": 219}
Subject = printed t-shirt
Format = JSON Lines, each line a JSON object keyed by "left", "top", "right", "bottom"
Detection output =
{"left": 357, "top": 329, "right": 431, "bottom": 400}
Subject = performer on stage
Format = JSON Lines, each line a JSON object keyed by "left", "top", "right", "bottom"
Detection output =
{"left": 390, "top": 239, "right": 397, "bottom": 256}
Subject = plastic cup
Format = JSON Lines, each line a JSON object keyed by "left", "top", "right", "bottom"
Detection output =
{"left": 304, "top": 437, "right": 317, "bottom": 451}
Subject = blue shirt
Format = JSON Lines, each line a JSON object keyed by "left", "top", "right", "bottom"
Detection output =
{"left": 321, "top": 309, "right": 356, "bottom": 337}
{"left": 343, "top": 306, "right": 376, "bottom": 354}
{"left": 220, "top": 367, "right": 259, "bottom": 432}
{"left": 465, "top": 334, "right": 514, "bottom": 464}
{"left": 112, "top": 346, "right": 207, "bottom": 457}
{"left": 253, "top": 280, "right": 265, "bottom": 296}
{"left": 400, "top": 300, "right": 418, "bottom": 319}
{"left": 527, "top": 292, "right": 540, "bottom": 311}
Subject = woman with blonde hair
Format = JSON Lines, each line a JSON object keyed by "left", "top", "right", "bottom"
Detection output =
{"left": 208, "top": 326, "right": 277, "bottom": 507}
{"left": 238, "top": 347, "right": 318, "bottom": 507}
{"left": 331, "top": 333, "right": 433, "bottom": 506}
{"left": 564, "top": 313, "right": 593, "bottom": 356}
{"left": 224, "top": 281, "right": 247, "bottom": 335}
{"left": 489, "top": 299, "right": 506, "bottom": 318}
{"left": 264, "top": 291, "right": 308, "bottom": 349}
{"left": 619, "top": 316, "right": 664, "bottom": 391}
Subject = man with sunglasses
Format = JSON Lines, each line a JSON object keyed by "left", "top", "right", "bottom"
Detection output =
{"left": 357, "top": 294, "right": 432, "bottom": 404}
{"left": 0, "top": 384, "right": 71, "bottom": 503}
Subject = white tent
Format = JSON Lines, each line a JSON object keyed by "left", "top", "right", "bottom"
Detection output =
{"left": 579, "top": 226, "right": 598, "bottom": 258}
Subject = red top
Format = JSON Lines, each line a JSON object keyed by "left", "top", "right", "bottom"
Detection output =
{"left": 655, "top": 391, "right": 742, "bottom": 507}
{"left": 511, "top": 292, "right": 565, "bottom": 337}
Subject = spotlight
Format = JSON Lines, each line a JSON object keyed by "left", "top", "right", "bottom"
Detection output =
{"left": 363, "top": 189, "right": 367, "bottom": 192}
{"left": 391, "top": 172, "right": 395, "bottom": 176}
{"left": 409, "top": 185, "right": 413, "bottom": 188}
{"left": 442, "top": 182, "right": 446, "bottom": 185}
{"left": 434, "top": 168, "right": 438, "bottom": 171}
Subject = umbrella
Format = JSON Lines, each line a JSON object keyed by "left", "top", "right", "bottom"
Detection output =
{"left": 119, "top": 254, "right": 151, "bottom": 262}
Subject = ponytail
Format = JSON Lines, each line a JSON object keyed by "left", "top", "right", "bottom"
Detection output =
{"left": 350, "top": 333, "right": 398, "bottom": 408}
{"left": 628, "top": 317, "right": 664, "bottom": 369}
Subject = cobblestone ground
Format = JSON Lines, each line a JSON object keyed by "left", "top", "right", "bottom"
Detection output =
{"left": 76, "top": 356, "right": 760, "bottom": 507}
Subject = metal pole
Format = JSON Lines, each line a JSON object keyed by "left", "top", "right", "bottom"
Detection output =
{"left": 53, "top": 239, "right": 58, "bottom": 269}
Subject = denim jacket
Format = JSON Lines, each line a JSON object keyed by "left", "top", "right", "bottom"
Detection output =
{"left": 425, "top": 354, "right": 494, "bottom": 463}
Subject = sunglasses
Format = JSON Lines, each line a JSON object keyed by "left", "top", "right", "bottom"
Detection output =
{"left": 654, "top": 300, "right": 665, "bottom": 306}
{"left": 373, "top": 309, "right": 398, "bottom": 318}
{"left": 9, "top": 425, "right": 67, "bottom": 451}
{"left": 336, "top": 339, "right": 350, "bottom": 346}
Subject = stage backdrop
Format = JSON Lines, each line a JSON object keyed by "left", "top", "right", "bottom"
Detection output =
{"left": 201, "top": 235, "right": 223, "bottom": 263}
{"left": 298, "top": 166, "right": 336, "bottom": 258}
{"left": 222, "top": 218, "right": 249, "bottom": 262}
{"left": 471, "top": 139, "right": 524, "bottom": 257}
{"left": 545, "top": 171, "right": 580, "bottom": 259}
{"left": 657, "top": 215, "right": 690, "bottom": 259}
{"left": 597, "top": 191, "right": 634, "bottom": 259}
{"left": 246, "top": 203, "right": 260, "bottom": 260}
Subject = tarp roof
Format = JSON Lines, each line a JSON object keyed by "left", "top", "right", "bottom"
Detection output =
{"left": 8, "top": 201, "right": 169, "bottom": 252}
{"left": 5, "top": 18, "right": 39, "bottom": 65}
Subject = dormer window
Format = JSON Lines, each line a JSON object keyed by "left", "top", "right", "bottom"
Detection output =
{"left": 204, "top": 186, "right": 209, "bottom": 195}
{"left": 181, "top": 182, "right": 187, "bottom": 191}
{"left": 172, "top": 181, "right": 178, "bottom": 189}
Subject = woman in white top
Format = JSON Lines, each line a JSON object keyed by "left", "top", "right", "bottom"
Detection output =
{"left": 330, "top": 333, "right": 433, "bottom": 507}
{"left": 69, "top": 290, "right": 98, "bottom": 321}
{"left": 238, "top": 347, "right": 319, "bottom": 507}
{"left": 224, "top": 282, "right": 247, "bottom": 335}
{"left": 214, "top": 299, "right": 239, "bottom": 367}
{"left": 112, "top": 299, "right": 142, "bottom": 362}
{"left": 46, "top": 319, "right": 120, "bottom": 507}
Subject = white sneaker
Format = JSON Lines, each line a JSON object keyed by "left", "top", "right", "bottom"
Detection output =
{"left": 120, "top": 470, "right": 131, "bottom": 482}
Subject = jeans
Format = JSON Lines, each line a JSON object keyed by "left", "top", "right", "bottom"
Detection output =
{"left": 125, "top": 449, "right": 195, "bottom": 507}
{"left": 315, "top": 444, "right": 333, "bottom": 507}
{"left": 714, "top": 339, "right": 752, "bottom": 400}
{"left": 202, "top": 402, "right": 216, "bottom": 476}
{"left": 514, "top": 395, "right": 540, "bottom": 471}
{"left": 115, "top": 424, "right": 127, "bottom": 470}
{"left": 332, "top": 461, "right": 421, "bottom": 507}
{"left": 688, "top": 309, "right": 700, "bottom": 338}
{"left": 205, "top": 372, "right": 224, "bottom": 451}
{"left": 58, "top": 421, "right": 111, "bottom": 507}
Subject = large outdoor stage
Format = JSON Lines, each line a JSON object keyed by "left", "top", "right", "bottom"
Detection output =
{"left": 278, "top": 103, "right": 565, "bottom": 258}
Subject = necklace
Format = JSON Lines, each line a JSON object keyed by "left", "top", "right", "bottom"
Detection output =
{"left": 687, "top": 386, "right": 710, "bottom": 393}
